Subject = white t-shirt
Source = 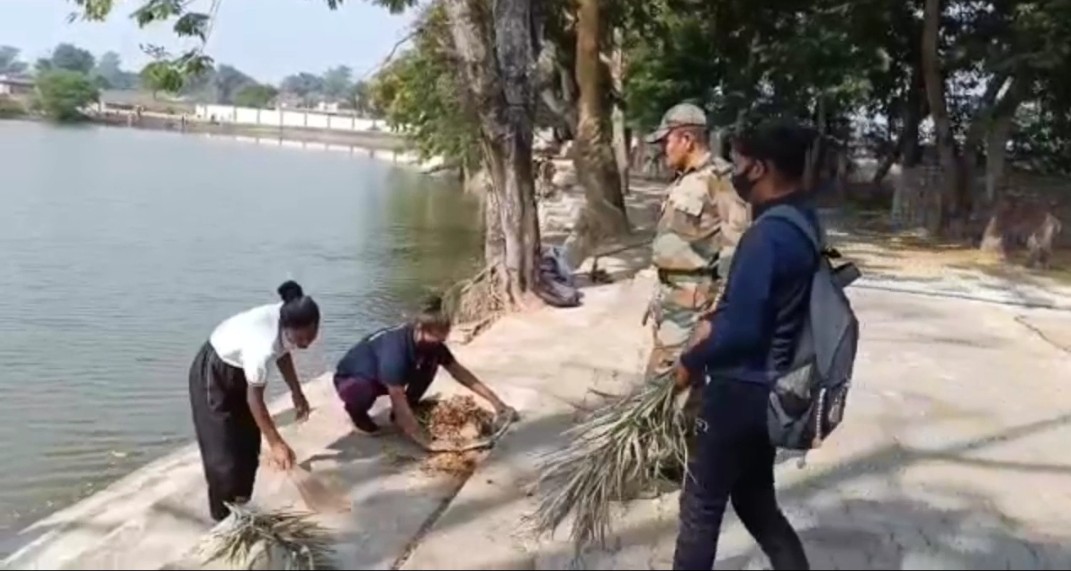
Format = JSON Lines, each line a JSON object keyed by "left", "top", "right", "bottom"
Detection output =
{"left": 209, "top": 303, "right": 292, "bottom": 387}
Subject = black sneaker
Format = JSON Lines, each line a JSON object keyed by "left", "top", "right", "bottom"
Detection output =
{"left": 351, "top": 414, "right": 381, "bottom": 434}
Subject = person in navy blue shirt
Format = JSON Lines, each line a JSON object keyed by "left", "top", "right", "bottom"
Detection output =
{"left": 671, "top": 120, "right": 816, "bottom": 571}
{"left": 333, "top": 296, "right": 517, "bottom": 452}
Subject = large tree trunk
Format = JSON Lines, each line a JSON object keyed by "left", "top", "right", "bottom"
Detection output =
{"left": 609, "top": 27, "right": 629, "bottom": 196}
{"left": 875, "top": 65, "right": 926, "bottom": 186}
{"left": 567, "top": 0, "right": 629, "bottom": 265}
{"left": 985, "top": 114, "right": 1013, "bottom": 204}
{"left": 921, "top": 0, "right": 963, "bottom": 234}
{"left": 445, "top": 0, "right": 541, "bottom": 305}
{"left": 903, "top": 65, "right": 925, "bottom": 167}
{"left": 803, "top": 97, "right": 827, "bottom": 192}
{"left": 536, "top": 42, "right": 577, "bottom": 139}
{"left": 977, "top": 80, "right": 1025, "bottom": 255}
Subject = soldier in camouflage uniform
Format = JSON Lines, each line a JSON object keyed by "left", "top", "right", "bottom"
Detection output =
{"left": 643, "top": 103, "right": 751, "bottom": 411}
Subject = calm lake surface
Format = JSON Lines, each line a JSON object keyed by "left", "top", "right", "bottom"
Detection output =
{"left": 0, "top": 120, "right": 482, "bottom": 548}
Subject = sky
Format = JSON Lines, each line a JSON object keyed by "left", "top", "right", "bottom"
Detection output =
{"left": 0, "top": 0, "right": 417, "bottom": 83}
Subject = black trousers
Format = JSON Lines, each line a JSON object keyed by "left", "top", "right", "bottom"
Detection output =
{"left": 673, "top": 380, "right": 808, "bottom": 570}
{"left": 189, "top": 342, "right": 261, "bottom": 522}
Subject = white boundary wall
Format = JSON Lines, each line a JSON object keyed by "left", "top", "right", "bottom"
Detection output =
{"left": 194, "top": 104, "right": 381, "bottom": 132}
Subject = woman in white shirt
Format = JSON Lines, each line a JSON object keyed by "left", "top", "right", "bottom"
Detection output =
{"left": 188, "top": 280, "right": 320, "bottom": 521}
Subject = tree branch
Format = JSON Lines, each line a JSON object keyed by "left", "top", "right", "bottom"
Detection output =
{"left": 359, "top": 28, "right": 421, "bottom": 80}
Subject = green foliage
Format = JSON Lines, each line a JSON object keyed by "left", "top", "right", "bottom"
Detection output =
{"left": 234, "top": 83, "right": 279, "bottom": 108}
{"left": 140, "top": 61, "right": 183, "bottom": 95}
{"left": 0, "top": 46, "right": 28, "bottom": 75}
{"left": 281, "top": 72, "right": 326, "bottom": 103}
{"left": 49, "top": 43, "right": 96, "bottom": 74}
{"left": 347, "top": 80, "right": 375, "bottom": 115}
{"left": 93, "top": 51, "right": 139, "bottom": 90}
{"left": 212, "top": 64, "right": 256, "bottom": 104}
{"left": 624, "top": 0, "right": 894, "bottom": 132}
{"left": 369, "top": 2, "right": 481, "bottom": 169}
{"left": 69, "top": 0, "right": 1071, "bottom": 179}
{"left": 34, "top": 69, "right": 100, "bottom": 122}
{"left": 321, "top": 65, "right": 353, "bottom": 99}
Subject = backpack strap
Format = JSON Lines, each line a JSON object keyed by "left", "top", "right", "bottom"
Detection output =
{"left": 757, "top": 204, "right": 823, "bottom": 254}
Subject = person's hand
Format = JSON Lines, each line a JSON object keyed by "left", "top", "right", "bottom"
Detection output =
{"left": 673, "top": 362, "right": 691, "bottom": 393}
{"left": 686, "top": 319, "right": 712, "bottom": 350}
{"left": 292, "top": 390, "right": 310, "bottom": 423}
{"left": 270, "top": 441, "right": 296, "bottom": 471}
{"left": 496, "top": 405, "right": 520, "bottom": 423}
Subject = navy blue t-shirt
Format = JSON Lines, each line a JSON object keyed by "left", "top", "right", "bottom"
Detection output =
{"left": 335, "top": 324, "right": 455, "bottom": 387}
{"left": 681, "top": 193, "right": 819, "bottom": 386}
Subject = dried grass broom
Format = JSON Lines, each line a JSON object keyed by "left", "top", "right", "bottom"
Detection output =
{"left": 199, "top": 503, "right": 336, "bottom": 570}
{"left": 533, "top": 370, "right": 692, "bottom": 550}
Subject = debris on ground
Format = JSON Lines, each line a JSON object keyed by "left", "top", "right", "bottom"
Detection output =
{"left": 199, "top": 503, "right": 336, "bottom": 570}
{"left": 413, "top": 396, "right": 494, "bottom": 477}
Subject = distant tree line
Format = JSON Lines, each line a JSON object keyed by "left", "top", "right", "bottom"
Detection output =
{"left": 1, "top": 42, "right": 380, "bottom": 121}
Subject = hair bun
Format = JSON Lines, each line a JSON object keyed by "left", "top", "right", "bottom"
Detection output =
{"left": 421, "top": 294, "right": 444, "bottom": 313}
{"left": 277, "top": 280, "right": 304, "bottom": 303}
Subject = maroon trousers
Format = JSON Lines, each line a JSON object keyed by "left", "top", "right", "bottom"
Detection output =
{"left": 333, "top": 367, "right": 436, "bottom": 432}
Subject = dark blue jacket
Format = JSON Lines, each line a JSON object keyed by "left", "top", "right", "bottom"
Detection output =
{"left": 680, "top": 193, "right": 819, "bottom": 386}
{"left": 336, "top": 324, "right": 455, "bottom": 387}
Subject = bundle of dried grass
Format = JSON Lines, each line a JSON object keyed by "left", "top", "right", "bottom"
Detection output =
{"left": 533, "top": 371, "right": 690, "bottom": 550}
{"left": 200, "top": 504, "right": 335, "bottom": 570}
{"left": 413, "top": 396, "right": 495, "bottom": 477}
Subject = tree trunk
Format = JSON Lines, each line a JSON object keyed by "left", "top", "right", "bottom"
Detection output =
{"left": 985, "top": 114, "right": 1012, "bottom": 204}
{"left": 903, "top": 66, "right": 925, "bottom": 167}
{"left": 481, "top": 166, "right": 506, "bottom": 262}
{"left": 569, "top": 0, "right": 629, "bottom": 265}
{"left": 536, "top": 42, "right": 577, "bottom": 138}
{"left": 803, "top": 97, "right": 827, "bottom": 192}
{"left": 872, "top": 137, "right": 902, "bottom": 186}
{"left": 445, "top": 0, "right": 541, "bottom": 305}
{"left": 921, "top": 0, "right": 962, "bottom": 233}
{"left": 876, "top": 65, "right": 926, "bottom": 186}
{"left": 610, "top": 27, "right": 629, "bottom": 196}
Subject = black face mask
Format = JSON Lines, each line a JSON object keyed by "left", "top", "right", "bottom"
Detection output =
{"left": 731, "top": 164, "right": 759, "bottom": 203}
{"left": 417, "top": 339, "right": 442, "bottom": 351}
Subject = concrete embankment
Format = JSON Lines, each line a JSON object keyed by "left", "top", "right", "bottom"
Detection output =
{"left": 2, "top": 262, "right": 656, "bottom": 570}
{"left": 91, "top": 113, "right": 407, "bottom": 151}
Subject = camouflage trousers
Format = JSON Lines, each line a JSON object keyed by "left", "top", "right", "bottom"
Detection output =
{"left": 644, "top": 274, "right": 726, "bottom": 468}
{"left": 644, "top": 275, "right": 724, "bottom": 380}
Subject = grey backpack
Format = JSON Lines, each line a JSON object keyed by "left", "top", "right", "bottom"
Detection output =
{"left": 759, "top": 205, "right": 861, "bottom": 451}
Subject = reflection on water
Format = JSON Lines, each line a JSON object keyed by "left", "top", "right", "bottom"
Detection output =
{"left": 0, "top": 121, "right": 481, "bottom": 544}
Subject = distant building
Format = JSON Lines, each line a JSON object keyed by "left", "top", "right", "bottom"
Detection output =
{"left": 317, "top": 101, "right": 341, "bottom": 113}
{"left": 0, "top": 74, "right": 34, "bottom": 97}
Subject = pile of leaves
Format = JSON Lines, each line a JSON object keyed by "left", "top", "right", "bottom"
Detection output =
{"left": 200, "top": 503, "right": 335, "bottom": 570}
{"left": 414, "top": 396, "right": 494, "bottom": 476}
{"left": 533, "top": 372, "right": 690, "bottom": 549}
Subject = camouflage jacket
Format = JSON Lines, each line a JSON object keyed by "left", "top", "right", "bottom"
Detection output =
{"left": 652, "top": 154, "right": 751, "bottom": 279}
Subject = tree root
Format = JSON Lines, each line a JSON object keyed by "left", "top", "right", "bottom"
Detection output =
{"left": 442, "top": 264, "right": 509, "bottom": 342}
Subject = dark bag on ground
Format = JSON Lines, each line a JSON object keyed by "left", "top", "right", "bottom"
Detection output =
{"left": 535, "top": 245, "right": 582, "bottom": 308}
{"left": 759, "top": 205, "right": 861, "bottom": 451}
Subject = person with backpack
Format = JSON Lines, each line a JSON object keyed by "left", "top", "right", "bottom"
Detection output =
{"left": 671, "top": 120, "right": 829, "bottom": 570}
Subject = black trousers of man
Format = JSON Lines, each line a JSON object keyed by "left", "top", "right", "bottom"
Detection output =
{"left": 673, "top": 379, "right": 809, "bottom": 570}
